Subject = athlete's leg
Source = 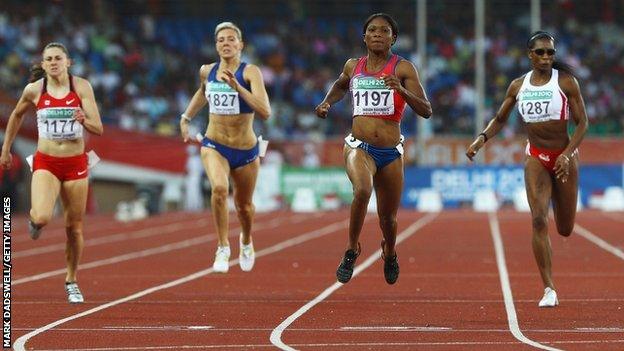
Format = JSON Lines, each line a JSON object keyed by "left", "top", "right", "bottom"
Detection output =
{"left": 30, "top": 170, "right": 61, "bottom": 228}
{"left": 551, "top": 155, "right": 579, "bottom": 237}
{"left": 525, "top": 157, "right": 555, "bottom": 290}
{"left": 230, "top": 158, "right": 260, "bottom": 244}
{"left": 201, "top": 147, "right": 231, "bottom": 247}
{"left": 343, "top": 145, "right": 376, "bottom": 251}
{"left": 59, "top": 178, "right": 89, "bottom": 283}
{"left": 373, "top": 156, "right": 404, "bottom": 258}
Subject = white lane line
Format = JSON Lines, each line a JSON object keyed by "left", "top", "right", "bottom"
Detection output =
{"left": 340, "top": 326, "right": 452, "bottom": 331}
{"left": 488, "top": 212, "right": 562, "bottom": 351}
{"left": 13, "top": 219, "right": 350, "bottom": 351}
{"left": 12, "top": 297, "right": 624, "bottom": 305}
{"left": 31, "top": 339, "right": 624, "bottom": 351}
{"left": 12, "top": 326, "right": 624, "bottom": 333}
{"left": 270, "top": 213, "right": 438, "bottom": 351}
{"left": 574, "top": 223, "right": 624, "bottom": 260}
{"left": 13, "top": 213, "right": 312, "bottom": 285}
{"left": 13, "top": 219, "right": 210, "bottom": 258}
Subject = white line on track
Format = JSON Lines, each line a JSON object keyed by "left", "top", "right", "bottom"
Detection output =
{"left": 270, "top": 212, "right": 438, "bottom": 351}
{"left": 30, "top": 339, "right": 624, "bottom": 351}
{"left": 574, "top": 223, "right": 624, "bottom": 260}
{"left": 13, "top": 326, "right": 624, "bottom": 333}
{"left": 13, "top": 213, "right": 313, "bottom": 285}
{"left": 488, "top": 212, "right": 562, "bottom": 351}
{"left": 13, "top": 219, "right": 210, "bottom": 258}
{"left": 13, "top": 218, "right": 350, "bottom": 350}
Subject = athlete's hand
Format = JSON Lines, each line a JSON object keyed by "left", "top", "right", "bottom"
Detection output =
{"left": 381, "top": 74, "right": 402, "bottom": 91}
{"left": 73, "top": 108, "right": 86, "bottom": 125}
{"left": 315, "top": 102, "right": 330, "bottom": 119}
{"left": 180, "top": 119, "right": 190, "bottom": 143}
{"left": 554, "top": 153, "right": 570, "bottom": 183}
{"left": 465, "top": 136, "right": 486, "bottom": 162}
{"left": 0, "top": 152, "right": 12, "bottom": 170}
{"left": 221, "top": 69, "right": 239, "bottom": 91}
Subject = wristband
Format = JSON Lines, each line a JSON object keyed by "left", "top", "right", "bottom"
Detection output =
{"left": 478, "top": 132, "right": 488, "bottom": 143}
{"left": 181, "top": 114, "right": 191, "bottom": 123}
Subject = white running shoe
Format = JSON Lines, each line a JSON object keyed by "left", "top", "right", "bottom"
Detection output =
{"left": 213, "top": 246, "right": 231, "bottom": 273}
{"left": 239, "top": 233, "right": 255, "bottom": 272}
{"left": 65, "top": 282, "right": 84, "bottom": 304}
{"left": 538, "top": 287, "right": 559, "bottom": 307}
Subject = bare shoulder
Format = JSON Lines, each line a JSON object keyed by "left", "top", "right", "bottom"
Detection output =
{"left": 557, "top": 70, "right": 580, "bottom": 91}
{"left": 343, "top": 58, "right": 359, "bottom": 76}
{"left": 507, "top": 76, "right": 525, "bottom": 96}
{"left": 22, "top": 79, "right": 43, "bottom": 101}
{"left": 72, "top": 76, "right": 93, "bottom": 90}
{"left": 243, "top": 63, "right": 262, "bottom": 76}
{"left": 396, "top": 59, "right": 417, "bottom": 76}
{"left": 200, "top": 63, "right": 215, "bottom": 80}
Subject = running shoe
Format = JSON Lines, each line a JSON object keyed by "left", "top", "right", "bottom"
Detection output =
{"left": 336, "top": 243, "right": 361, "bottom": 283}
{"left": 239, "top": 233, "right": 255, "bottom": 272}
{"left": 28, "top": 219, "right": 42, "bottom": 240}
{"left": 538, "top": 287, "right": 559, "bottom": 307}
{"left": 381, "top": 240, "right": 399, "bottom": 285}
{"left": 65, "top": 282, "right": 84, "bottom": 304}
{"left": 213, "top": 246, "right": 231, "bottom": 273}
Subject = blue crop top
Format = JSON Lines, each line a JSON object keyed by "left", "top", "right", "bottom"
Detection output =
{"left": 204, "top": 62, "right": 253, "bottom": 114}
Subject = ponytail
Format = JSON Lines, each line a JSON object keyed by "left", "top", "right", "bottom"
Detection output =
{"left": 552, "top": 61, "right": 577, "bottom": 79}
{"left": 29, "top": 64, "right": 46, "bottom": 83}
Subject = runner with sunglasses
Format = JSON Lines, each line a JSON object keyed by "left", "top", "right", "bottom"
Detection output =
{"left": 466, "top": 31, "right": 588, "bottom": 307}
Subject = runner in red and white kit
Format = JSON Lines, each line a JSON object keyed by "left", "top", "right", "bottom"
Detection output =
{"left": 466, "top": 31, "right": 588, "bottom": 307}
{"left": 0, "top": 42, "right": 103, "bottom": 303}
{"left": 316, "top": 13, "right": 432, "bottom": 285}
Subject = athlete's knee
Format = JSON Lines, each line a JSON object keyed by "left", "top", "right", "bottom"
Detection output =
{"left": 352, "top": 186, "right": 372, "bottom": 203}
{"left": 211, "top": 185, "right": 229, "bottom": 204}
{"left": 65, "top": 225, "right": 83, "bottom": 241}
{"left": 378, "top": 215, "right": 397, "bottom": 230}
{"left": 30, "top": 211, "right": 52, "bottom": 228}
{"left": 531, "top": 215, "right": 548, "bottom": 233}
{"left": 235, "top": 201, "right": 254, "bottom": 218}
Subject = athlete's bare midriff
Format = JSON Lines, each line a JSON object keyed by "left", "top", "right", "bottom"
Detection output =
{"left": 526, "top": 120, "right": 570, "bottom": 150}
{"left": 206, "top": 113, "right": 257, "bottom": 148}
{"left": 37, "top": 138, "right": 85, "bottom": 157}
{"left": 352, "top": 116, "right": 401, "bottom": 148}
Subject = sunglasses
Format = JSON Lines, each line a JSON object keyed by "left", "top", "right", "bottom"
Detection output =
{"left": 531, "top": 48, "right": 556, "bottom": 56}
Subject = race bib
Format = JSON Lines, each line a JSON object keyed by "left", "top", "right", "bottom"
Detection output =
{"left": 208, "top": 82, "right": 240, "bottom": 115}
{"left": 518, "top": 90, "right": 553, "bottom": 123}
{"left": 352, "top": 76, "right": 394, "bottom": 116}
{"left": 37, "top": 108, "right": 83, "bottom": 140}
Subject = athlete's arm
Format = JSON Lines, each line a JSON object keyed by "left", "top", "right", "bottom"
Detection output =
{"left": 234, "top": 64, "right": 271, "bottom": 120}
{"left": 1, "top": 83, "right": 37, "bottom": 168}
{"left": 315, "top": 58, "right": 357, "bottom": 119}
{"left": 559, "top": 73, "right": 587, "bottom": 158}
{"left": 74, "top": 77, "right": 103, "bottom": 135}
{"left": 384, "top": 60, "right": 432, "bottom": 118}
{"left": 466, "top": 77, "right": 522, "bottom": 161}
{"left": 180, "top": 65, "right": 211, "bottom": 142}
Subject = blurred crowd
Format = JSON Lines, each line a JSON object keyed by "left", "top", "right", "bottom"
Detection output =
{"left": 1, "top": 0, "right": 622, "bottom": 140}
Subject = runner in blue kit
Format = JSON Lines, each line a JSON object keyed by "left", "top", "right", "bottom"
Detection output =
{"left": 179, "top": 22, "right": 271, "bottom": 273}
{"left": 315, "top": 13, "right": 432, "bottom": 285}
{"left": 466, "top": 31, "right": 589, "bottom": 307}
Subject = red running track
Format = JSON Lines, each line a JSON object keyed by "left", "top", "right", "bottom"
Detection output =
{"left": 9, "top": 209, "right": 624, "bottom": 350}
